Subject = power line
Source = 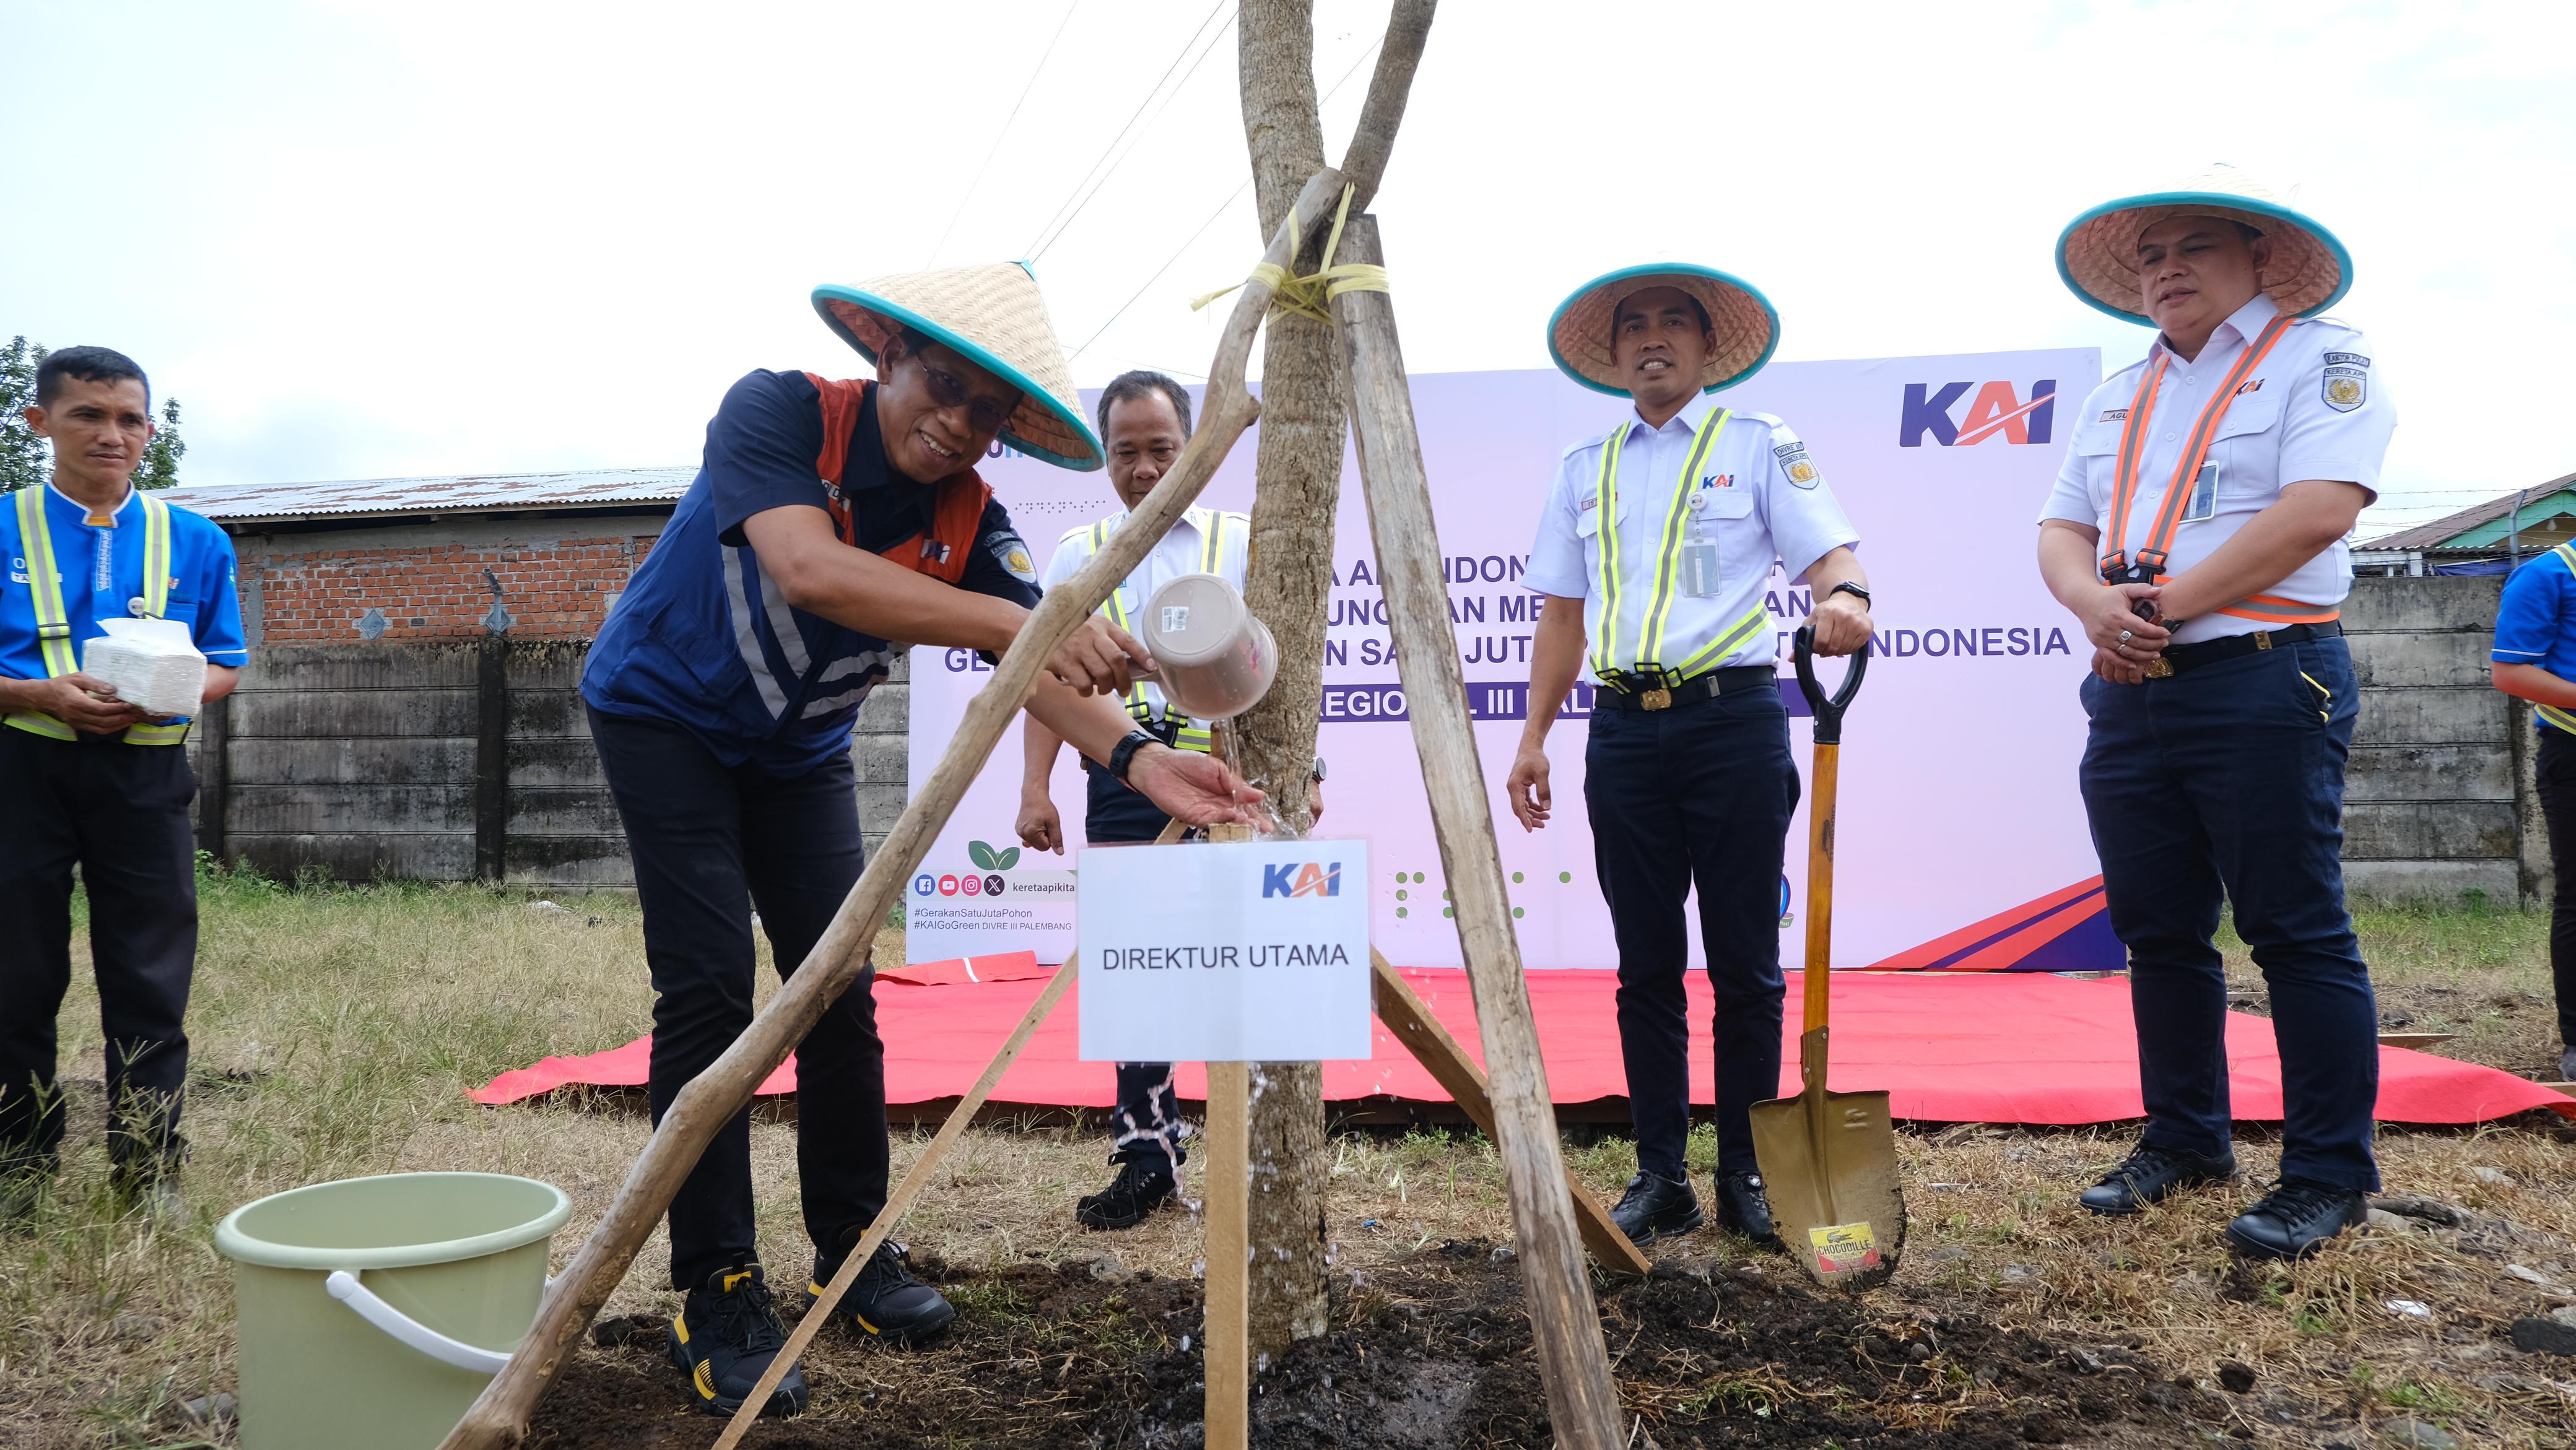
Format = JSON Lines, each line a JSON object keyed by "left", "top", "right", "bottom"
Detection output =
{"left": 1020, "top": 0, "right": 1234, "bottom": 261}
{"left": 927, "top": 0, "right": 1084, "bottom": 269}
{"left": 1028, "top": 10, "right": 1238, "bottom": 263}
{"left": 1064, "top": 36, "right": 1385, "bottom": 367}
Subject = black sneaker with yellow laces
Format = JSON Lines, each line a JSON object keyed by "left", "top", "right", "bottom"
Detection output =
{"left": 809, "top": 1239, "right": 956, "bottom": 1346}
{"left": 667, "top": 1263, "right": 806, "bottom": 1418}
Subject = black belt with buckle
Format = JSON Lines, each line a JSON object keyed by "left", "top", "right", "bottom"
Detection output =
{"left": 2147, "top": 620, "right": 2341, "bottom": 679}
{"left": 1593, "top": 665, "right": 1777, "bottom": 713}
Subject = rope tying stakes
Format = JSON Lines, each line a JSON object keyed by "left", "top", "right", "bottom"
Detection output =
{"left": 1191, "top": 185, "right": 1388, "bottom": 323}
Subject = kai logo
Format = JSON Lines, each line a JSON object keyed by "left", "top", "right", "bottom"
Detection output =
{"left": 1261, "top": 861, "right": 1343, "bottom": 898}
{"left": 1899, "top": 379, "right": 2057, "bottom": 448}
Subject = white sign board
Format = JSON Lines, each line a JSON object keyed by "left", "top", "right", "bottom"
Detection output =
{"left": 1077, "top": 840, "right": 1371, "bottom": 1063}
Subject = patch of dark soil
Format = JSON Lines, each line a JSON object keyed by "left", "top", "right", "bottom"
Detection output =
{"left": 528, "top": 1244, "right": 2215, "bottom": 1449}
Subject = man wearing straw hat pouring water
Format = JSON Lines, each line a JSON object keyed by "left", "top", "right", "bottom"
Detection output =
{"left": 2037, "top": 166, "right": 2396, "bottom": 1259}
{"left": 580, "top": 264, "right": 1262, "bottom": 1418}
{"left": 1506, "top": 266, "right": 1874, "bottom": 1249}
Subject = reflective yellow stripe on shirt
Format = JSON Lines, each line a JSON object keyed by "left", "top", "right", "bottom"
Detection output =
{"left": 8, "top": 488, "right": 185, "bottom": 744}
{"left": 1092, "top": 511, "right": 1220, "bottom": 753}
{"left": 1592, "top": 404, "right": 1728, "bottom": 684}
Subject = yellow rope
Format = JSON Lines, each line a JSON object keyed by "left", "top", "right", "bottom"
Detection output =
{"left": 1191, "top": 184, "right": 1388, "bottom": 320}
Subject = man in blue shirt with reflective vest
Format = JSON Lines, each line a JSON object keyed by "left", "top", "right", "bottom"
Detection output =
{"left": 1, "top": 346, "right": 245, "bottom": 1220}
{"left": 1506, "top": 264, "right": 1874, "bottom": 1251}
{"left": 2489, "top": 547, "right": 2576, "bottom": 1085}
{"left": 581, "top": 265, "right": 1261, "bottom": 1421}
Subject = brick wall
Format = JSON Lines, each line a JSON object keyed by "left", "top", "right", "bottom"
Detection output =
{"left": 246, "top": 534, "right": 655, "bottom": 644}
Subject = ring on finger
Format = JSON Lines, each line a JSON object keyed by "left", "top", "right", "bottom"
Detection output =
{"left": 2117, "top": 629, "right": 2133, "bottom": 645}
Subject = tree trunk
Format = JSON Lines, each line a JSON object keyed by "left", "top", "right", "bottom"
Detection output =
{"left": 1233, "top": 0, "right": 1341, "bottom": 1360}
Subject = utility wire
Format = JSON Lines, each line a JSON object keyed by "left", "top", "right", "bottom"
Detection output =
{"left": 1020, "top": 0, "right": 1234, "bottom": 261}
{"left": 1028, "top": 10, "right": 1238, "bottom": 263}
{"left": 927, "top": 0, "right": 1084, "bottom": 269}
{"left": 1066, "top": 36, "right": 1384, "bottom": 366}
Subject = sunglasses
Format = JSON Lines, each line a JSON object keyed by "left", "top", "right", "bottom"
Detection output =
{"left": 915, "top": 355, "right": 1016, "bottom": 438}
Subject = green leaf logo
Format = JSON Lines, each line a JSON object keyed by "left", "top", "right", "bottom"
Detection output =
{"left": 996, "top": 846, "right": 1021, "bottom": 870}
{"left": 968, "top": 840, "right": 999, "bottom": 870}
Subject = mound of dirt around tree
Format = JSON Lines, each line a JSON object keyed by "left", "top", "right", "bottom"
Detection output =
{"left": 530, "top": 1241, "right": 2217, "bottom": 1448}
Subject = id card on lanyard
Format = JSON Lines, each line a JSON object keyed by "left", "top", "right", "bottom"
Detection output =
{"left": 1680, "top": 491, "right": 1720, "bottom": 599}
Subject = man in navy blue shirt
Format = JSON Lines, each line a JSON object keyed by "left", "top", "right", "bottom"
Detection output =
{"left": 582, "top": 264, "right": 1259, "bottom": 1421}
{"left": 2490, "top": 544, "right": 2576, "bottom": 1086}
{"left": 1, "top": 347, "right": 245, "bottom": 1223}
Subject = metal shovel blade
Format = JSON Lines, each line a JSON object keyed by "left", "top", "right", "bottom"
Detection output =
{"left": 1749, "top": 1026, "right": 1906, "bottom": 1291}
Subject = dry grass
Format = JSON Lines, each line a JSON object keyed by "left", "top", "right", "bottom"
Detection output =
{"left": 1, "top": 871, "right": 2570, "bottom": 1448}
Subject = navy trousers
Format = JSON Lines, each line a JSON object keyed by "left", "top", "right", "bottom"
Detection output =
{"left": 588, "top": 706, "right": 889, "bottom": 1288}
{"left": 0, "top": 729, "right": 198, "bottom": 1178}
{"left": 1084, "top": 758, "right": 1187, "bottom": 1168}
{"left": 2078, "top": 636, "right": 2380, "bottom": 1192}
{"left": 1584, "top": 685, "right": 1798, "bottom": 1178}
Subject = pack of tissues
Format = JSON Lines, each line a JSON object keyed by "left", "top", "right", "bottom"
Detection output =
{"left": 82, "top": 618, "right": 208, "bottom": 719}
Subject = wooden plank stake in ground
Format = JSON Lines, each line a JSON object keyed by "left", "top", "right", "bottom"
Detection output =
{"left": 1370, "top": 950, "right": 1650, "bottom": 1278}
{"left": 1329, "top": 213, "right": 1627, "bottom": 1450}
{"left": 438, "top": 169, "right": 1355, "bottom": 1450}
{"left": 707, "top": 838, "right": 1179, "bottom": 1450}
{"left": 1203, "top": 1059, "right": 1251, "bottom": 1450}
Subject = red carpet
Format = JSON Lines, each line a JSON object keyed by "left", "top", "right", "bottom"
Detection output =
{"left": 472, "top": 957, "right": 2574, "bottom": 1126}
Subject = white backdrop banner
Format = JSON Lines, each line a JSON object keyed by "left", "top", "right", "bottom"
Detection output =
{"left": 905, "top": 353, "right": 2118, "bottom": 974}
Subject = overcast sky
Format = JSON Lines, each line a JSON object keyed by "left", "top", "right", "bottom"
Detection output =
{"left": 7, "top": 0, "right": 2570, "bottom": 536}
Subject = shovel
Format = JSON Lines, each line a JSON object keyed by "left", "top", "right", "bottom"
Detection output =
{"left": 1750, "top": 625, "right": 1905, "bottom": 1290}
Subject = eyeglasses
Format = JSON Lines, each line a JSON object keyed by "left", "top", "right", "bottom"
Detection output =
{"left": 915, "top": 357, "right": 1015, "bottom": 437}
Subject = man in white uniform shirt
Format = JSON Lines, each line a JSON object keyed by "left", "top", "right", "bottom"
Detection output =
{"left": 2037, "top": 166, "right": 2396, "bottom": 1260}
{"left": 1507, "top": 265, "right": 1874, "bottom": 1248}
{"left": 1018, "top": 370, "right": 1319, "bottom": 1231}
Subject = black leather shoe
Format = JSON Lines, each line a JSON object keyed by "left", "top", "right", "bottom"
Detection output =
{"left": 1609, "top": 1172, "right": 1702, "bottom": 1246}
{"left": 2078, "top": 1142, "right": 2237, "bottom": 1215}
{"left": 811, "top": 1240, "right": 956, "bottom": 1346}
{"left": 2224, "top": 1180, "right": 2367, "bottom": 1261}
{"left": 669, "top": 1264, "right": 806, "bottom": 1418}
{"left": 1076, "top": 1153, "right": 1177, "bottom": 1231}
{"left": 1710, "top": 1170, "right": 1780, "bottom": 1246}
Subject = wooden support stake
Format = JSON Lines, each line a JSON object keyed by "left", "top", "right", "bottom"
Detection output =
{"left": 438, "top": 169, "right": 1356, "bottom": 1450}
{"left": 1370, "top": 950, "right": 1650, "bottom": 1277}
{"left": 1203, "top": 1059, "right": 1251, "bottom": 1450}
{"left": 1328, "top": 213, "right": 1626, "bottom": 1450}
{"left": 710, "top": 819, "right": 1182, "bottom": 1447}
{"left": 2376, "top": 1033, "right": 2456, "bottom": 1051}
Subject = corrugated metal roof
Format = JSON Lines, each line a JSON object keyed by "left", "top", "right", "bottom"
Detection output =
{"left": 155, "top": 466, "right": 695, "bottom": 523}
{"left": 2364, "top": 471, "right": 2576, "bottom": 549}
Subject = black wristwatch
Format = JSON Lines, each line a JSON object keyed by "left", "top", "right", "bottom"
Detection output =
{"left": 1107, "top": 729, "right": 1158, "bottom": 786}
{"left": 1829, "top": 581, "right": 1872, "bottom": 607}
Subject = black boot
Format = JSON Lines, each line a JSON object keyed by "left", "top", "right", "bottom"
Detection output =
{"left": 1076, "top": 1153, "right": 1178, "bottom": 1231}
{"left": 668, "top": 1264, "right": 806, "bottom": 1418}
{"left": 1710, "top": 1170, "right": 1779, "bottom": 1246}
{"left": 811, "top": 1239, "right": 956, "bottom": 1346}
{"left": 2078, "top": 1142, "right": 2237, "bottom": 1215}
{"left": 1609, "top": 1172, "right": 1702, "bottom": 1246}
{"left": 2224, "top": 1181, "right": 2367, "bottom": 1261}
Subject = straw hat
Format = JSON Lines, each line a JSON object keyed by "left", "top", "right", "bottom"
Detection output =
{"left": 1546, "top": 263, "right": 1779, "bottom": 397}
{"left": 2056, "top": 163, "right": 2352, "bottom": 325}
{"left": 812, "top": 261, "right": 1103, "bottom": 471}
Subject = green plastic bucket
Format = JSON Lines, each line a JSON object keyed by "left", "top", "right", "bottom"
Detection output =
{"left": 214, "top": 1172, "right": 570, "bottom": 1450}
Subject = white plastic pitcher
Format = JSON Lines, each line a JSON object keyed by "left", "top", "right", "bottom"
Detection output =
{"left": 214, "top": 1172, "right": 570, "bottom": 1449}
{"left": 1138, "top": 572, "right": 1277, "bottom": 721}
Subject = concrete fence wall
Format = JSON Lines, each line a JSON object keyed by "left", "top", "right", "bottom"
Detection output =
{"left": 188, "top": 643, "right": 912, "bottom": 888}
{"left": 2341, "top": 573, "right": 2545, "bottom": 905}
{"left": 184, "top": 568, "right": 2531, "bottom": 905}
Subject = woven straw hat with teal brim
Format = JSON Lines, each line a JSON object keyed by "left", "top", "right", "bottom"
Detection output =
{"left": 813, "top": 261, "right": 1103, "bottom": 471}
{"left": 1547, "top": 263, "right": 1779, "bottom": 397}
{"left": 2056, "top": 163, "right": 2352, "bottom": 325}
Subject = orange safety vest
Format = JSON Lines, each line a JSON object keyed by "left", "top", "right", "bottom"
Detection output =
{"left": 806, "top": 376, "right": 991, "bottom": 583}
{"left": 2097, "top": 316, "right": 2338, "bottom": 627}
